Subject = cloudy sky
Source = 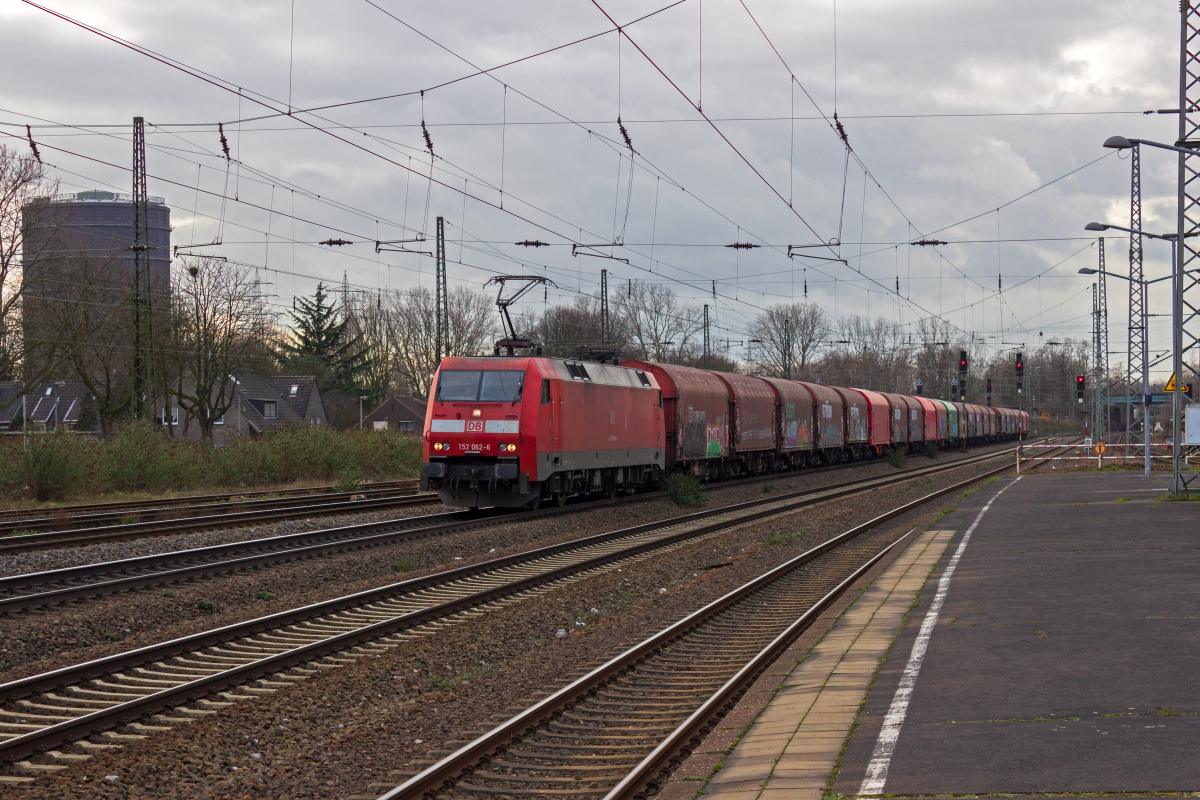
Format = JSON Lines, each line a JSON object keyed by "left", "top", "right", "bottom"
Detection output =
{"left": 0, "top": 0, "right": 1185, "bottom": 377}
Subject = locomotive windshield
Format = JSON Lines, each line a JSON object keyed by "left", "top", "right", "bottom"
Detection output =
{"left": 436, "top": 370, "right": 524, "bottom": 402}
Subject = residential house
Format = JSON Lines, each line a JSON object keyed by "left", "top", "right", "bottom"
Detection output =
{"left": 362, "top": 395, "right": 427, "bottom": 434}
{"left": 172, "top": 373, "right": 326, "bottom": 445}
{"left": 0, "top": 380, "right": 94, "bottom": 432}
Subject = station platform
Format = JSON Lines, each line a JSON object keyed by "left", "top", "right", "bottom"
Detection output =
{"left": 662, "top": 470, "right": 1198, "bottom": 800}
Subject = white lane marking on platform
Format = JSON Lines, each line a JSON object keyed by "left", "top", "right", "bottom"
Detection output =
{"left": 857, "top": 476, "right": 1022, "bottom": 797}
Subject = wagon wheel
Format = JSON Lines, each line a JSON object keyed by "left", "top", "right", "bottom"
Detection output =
{"left": 555, "top": 492, "right": 568, "bottom": 508}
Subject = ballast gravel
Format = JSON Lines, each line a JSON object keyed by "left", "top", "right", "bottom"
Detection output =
{"left": 0, "top": 443, "right": 1015, "bottom": 681}
{"left": 13, "top": 457, "right": 1006, "bottom": 800}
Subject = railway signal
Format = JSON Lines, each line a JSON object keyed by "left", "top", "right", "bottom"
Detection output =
{"left": 1015, "top": 352, "right": 1024, "bottom": 394}
{"left": 1076, "top": 374, "right": 1086, "bottom": 404}
{"left": 958, "top": 350, "right": 968, "bottom": 401}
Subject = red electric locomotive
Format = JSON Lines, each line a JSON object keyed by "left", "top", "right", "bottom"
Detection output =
{"left": 421, "top": 352, "right": 1032, "bottom": 510}
{"left": 421, "top": 355, "right": 664, "bottom": 509}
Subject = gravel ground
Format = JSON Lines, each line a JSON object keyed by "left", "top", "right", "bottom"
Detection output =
{"left": 11, "top": 458, "right": 1008, "bottom": 800}
{"left": 0, "top": 502, "right": 445, "bottom": 578}
{"left": 0, "top": 479, "right": 415, "bottom": 516}
{"left": 0, "top": 443, "right": 1017, "bottom": 680}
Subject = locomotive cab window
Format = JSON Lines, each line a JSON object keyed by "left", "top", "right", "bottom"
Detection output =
{"left": 541, "top": 379, "right": 551, "bottom": 404}
{"left": 436, "top": 370, "right": 524, "bottom": 402}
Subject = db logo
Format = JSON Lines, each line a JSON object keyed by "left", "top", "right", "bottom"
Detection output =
{"left": 466, "top": 420, "right": 484, "bottom": 432}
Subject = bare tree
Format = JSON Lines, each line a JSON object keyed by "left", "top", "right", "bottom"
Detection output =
{"left": 749, "top": 302, "right": 828, "bottom": 379}
{"left": 614, "top": 281, "right": 701, "bottom": 362}
{"left": 817, "top": 315, "right": 908, "bottom": 389}
{"left": 389, "top": 286, "right": 494, "bottom": 396}
{"left": 525, "top": 294, "right": 633, "bottom": 357}
{"left": 344, "top": 290, "right": 395, "bottom": 400}
{"left": 0, "top": 145, "right": 56, "bottom": 384}
{"left": 171, "top": 257, "right": 270, "bottom": 441}
{"left": 43, "top": 252, "right": 133, "bottom": 437}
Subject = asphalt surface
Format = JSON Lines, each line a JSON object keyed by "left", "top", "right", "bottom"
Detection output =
{"left": 837, "top": 470, "right": 1200, "bottom": 796}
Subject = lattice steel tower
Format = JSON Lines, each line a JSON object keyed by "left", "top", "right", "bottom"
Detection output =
{"left": 131, "top": 116, "right": 149, "bottom": 419}
{"left": 435, "top": 216, "right": 448, "bottom": 363}
{"left": 1174, "top": 2, "right": 1200, "bottom": 493}
{"left": 1127, "top": 144, "right": 1146, "bottom": 442}
{"left": 600, "top": 268, "right": 609, "bottom": 345}
{"left": 1094, "top": 239, "right": 1108, "bottom": 443}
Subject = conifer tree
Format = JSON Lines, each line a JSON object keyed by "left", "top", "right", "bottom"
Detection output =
{"left": 279, "top": 283, "right": 369, "bottom": 393}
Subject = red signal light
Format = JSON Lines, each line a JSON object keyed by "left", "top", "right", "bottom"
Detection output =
{"left": 1076, "top": 374, "right": 1085, "bottom": 384}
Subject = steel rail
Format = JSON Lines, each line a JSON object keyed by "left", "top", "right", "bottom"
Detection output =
{"left": 0, "top": 439, "right": 1036, "bottom": 613}
{"left": 0, "top": 491, "right": 438, "bottom": 554}
{"left": 0, "top": 484, "right": 422, "bottom": 535}
{"left": 0, "top": 441, "right": 1034, "bottom": 764}
{"left": 377, "top": 438, "right": 1076, "bottom": 800}
{"left": 0, "top": 479, "right": 419, "bottom": 523}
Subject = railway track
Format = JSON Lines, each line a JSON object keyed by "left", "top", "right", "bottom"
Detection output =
{"left": 0, "top": 487, "right": 438, "bottom": 555}
{"left": 373, "top": 439, "right": 1078, "bottom": 800}
{"left": 0, "top": 479, "right": 420, "bottom": 527}
{"left": 0, "top": 482, "right": 422, "bottom": 536}
{"left": 0, "top": 439, "right": 1030, "bottom": 614}
{"left": 0, "top": 440, "right": 1041, "bottom": 777}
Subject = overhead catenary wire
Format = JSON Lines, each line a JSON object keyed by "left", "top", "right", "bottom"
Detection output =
{"left": 14, "top": 5, "right": 811, "bottom": 328}
{"left": 16, "top": 3, "right": 1099, "bottom": 347}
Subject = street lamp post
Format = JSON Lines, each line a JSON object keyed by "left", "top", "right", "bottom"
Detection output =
{"left": 359, "top": 395, "right": 368, "bottom": 430}
{"left": 1100, "top": 136, "right": 1200, "bottom": 493}
{"left": 1083, "top": 220, "right": 1200, "bottom": 479}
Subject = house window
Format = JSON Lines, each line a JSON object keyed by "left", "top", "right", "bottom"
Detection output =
{"left": 263, "top": 401, "right": 277, "bottom": 419}
{"left": 289, "top": 384, "right": 299, "bottom": 397}
{"left": 214, "top": 414, "right": 225, "bottom": 426}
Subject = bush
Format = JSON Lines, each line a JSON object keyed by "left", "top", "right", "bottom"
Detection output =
{"left": 887, "top": 448, "right": 907, "bottom": 469}
{"left": 18, "top": 432, "right": 89, "bottom": 501}
{"left": 664, "top": 474, "right": 704, "bottom": 507}
{"left": 0, "top": 424, "right": 423, "bottom": 503}
{"left": 333, "top": 466, "right": 364, "bottom": 493}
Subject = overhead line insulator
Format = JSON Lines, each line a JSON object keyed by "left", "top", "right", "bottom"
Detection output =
{"left": 218, "top": 122, "right": 231, "bottom": 160}
{"left": 725, "top": 242, "right": 759, "bottom": 249}
{"left": 617, "top": 115, "right": 633, "bottom": 151}
{"left": 25, "top": 125, "right": 41, "bottom": 163}
{"left": 421, "top": 119, "right": 434, "bottom": 157}
{"left": 833, "top": 112, "right": 850, "bottom": 149}
{"left": 911, "top": 238, "right": 948, "bottom": 246}
{"left": 319, "top": 238, "right": 353, "bottom": 246}
{"left": 515, "top": 240, "right": 550, "bottom": 247}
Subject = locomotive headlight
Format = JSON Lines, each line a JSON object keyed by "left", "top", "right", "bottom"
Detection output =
{"left": 432, "top": 442, "right": 443, "bottom": 451}
{"left": 472, "top": 409, "right": 482, "bottom": 417}
{"left": 504, "top": 443, "right": 518, "bottom": 453}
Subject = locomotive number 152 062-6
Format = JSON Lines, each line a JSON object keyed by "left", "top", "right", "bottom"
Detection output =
{"left": 457, "top": 442, "right": 489, "bottom": 452}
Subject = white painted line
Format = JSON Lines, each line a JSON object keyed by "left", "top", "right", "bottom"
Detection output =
{"left": 857, "top": 476, "right": 1022, "bottom": 797}
{"left": 1085, "top": 488, "right": 1166, "bottom": 494}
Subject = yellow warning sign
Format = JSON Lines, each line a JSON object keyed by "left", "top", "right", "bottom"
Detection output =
{"left": 1166, "top": 372, "right": 1180, "bottom": 392}
{"left": 1093, "top": 442, "right": 1107, "bottom": 456}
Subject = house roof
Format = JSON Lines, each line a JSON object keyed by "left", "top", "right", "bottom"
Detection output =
{"left": 364, "top": 395, "right": 427, "bottom": 426}
{"left": 269, "top": 375, "right": 319, "bottom": 418}
{"left": 0, "top": 382, "right": 21, "bottom": 424}
{"left": 233, "top": 372, "right": 305, "bottom": 432}
{"left": 0, "top": 380, "right": 92, "bottom": 427}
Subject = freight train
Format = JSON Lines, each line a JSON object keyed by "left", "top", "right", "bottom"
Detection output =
{"left": 419, "top": 355, "right": 1029, "bottom": 509}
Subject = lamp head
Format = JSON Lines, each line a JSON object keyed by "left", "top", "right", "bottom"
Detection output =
{"left": 1103, "top": 135, "right": 1135, "bottom": 150}
{"left": 1084, "top": 222, "right": 1109, "bottom": 232}
{"left": 1078, "top": 267, "right": 1098, "bottom": 275}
